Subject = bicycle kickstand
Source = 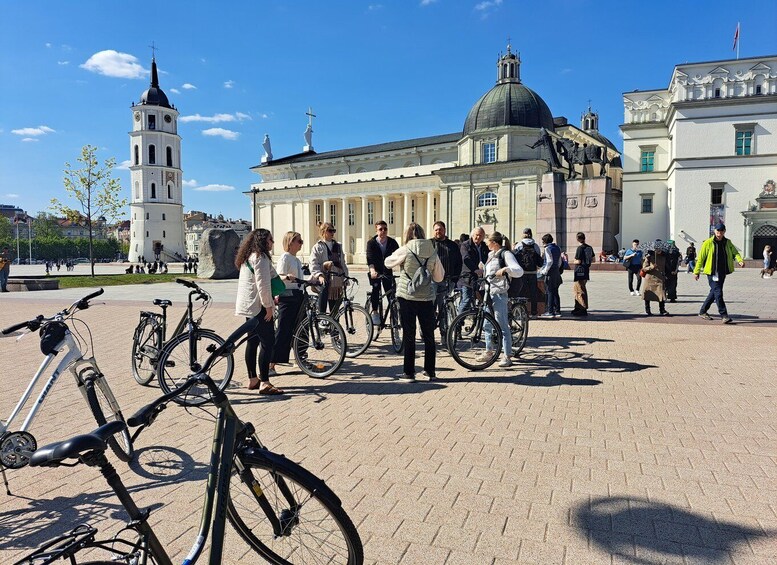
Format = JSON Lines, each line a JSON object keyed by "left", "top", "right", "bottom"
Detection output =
{"left": 1, "top": 462, "right": 10, "bottom": 495}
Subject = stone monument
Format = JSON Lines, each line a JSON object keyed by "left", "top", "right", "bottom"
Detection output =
{"left": 197, "top": 228, "right": 240, "bottom": 279}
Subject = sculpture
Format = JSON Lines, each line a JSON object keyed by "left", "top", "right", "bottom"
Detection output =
{"left": 527, "top": 127, "right": 561, "bottom": 172}
{"left": 304, "top": 124, "right": 313, "bottom": 149}
{"left": 262, "top": 134, "right": 273, "bottom": 162}
{"left": 555, "top": 139, "right": 584, "bottom": 179}
{"left": 582, "top": 143, "right": 609, "bottom": 176}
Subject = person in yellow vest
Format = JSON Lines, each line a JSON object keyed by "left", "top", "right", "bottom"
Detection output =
{"left": 694, "top": 223, "right": 744, "bottom": 324}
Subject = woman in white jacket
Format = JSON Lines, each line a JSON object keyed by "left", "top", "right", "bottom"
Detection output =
{"left": 234, "top": 229, "right": 284, "bottom": 394}
{"left": 483, "top": 231, "right": 523, "bottom": 368}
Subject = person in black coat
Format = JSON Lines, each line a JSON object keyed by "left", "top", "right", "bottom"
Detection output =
{"left": 431, "top": 221, "right": 463, "bottom": 344}
{"left": 458, "top": 227, "right": 488, "bottom": 314}
{"left": 365, "top": 220, "right": 400, "bottom": 323}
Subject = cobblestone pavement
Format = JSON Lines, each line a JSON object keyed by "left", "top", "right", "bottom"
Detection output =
{"left": 0, "top": 271, "right": 775, "bottom": 564}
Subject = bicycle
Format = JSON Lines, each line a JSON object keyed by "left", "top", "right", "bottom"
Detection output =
{"left": 15, "top": 316, "right": 364, "bottom": 564}
{"left": 131, "top": 278, "right": 235, "bottom": 407}
{"left": 291, "top": 277, "right": 348, "bottom": 378}
{"left": 0, "top": 289, "right": 134, "bottom": 494}
{"left": 363, "top": 274, "right": 403, "bottom": 354}
{"left": 435, "top": 278, "right": 460, "bottom": 352}
{"left": 333, "top": 273, "right": 373, "bottom": 358}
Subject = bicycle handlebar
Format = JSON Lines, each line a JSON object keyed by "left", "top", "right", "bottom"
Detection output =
{"left": 127, "top": 374, "right": 220, "bottom": 427}
{"left": 176, "top": 278, "right": 199, "bottom": 289}
{"left": 1, "top": 288, "right": 105, "bottom": 335}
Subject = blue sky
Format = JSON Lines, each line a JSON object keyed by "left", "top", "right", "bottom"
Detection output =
{"left": 1, "top": 0, "right": 776, "bottom": 222}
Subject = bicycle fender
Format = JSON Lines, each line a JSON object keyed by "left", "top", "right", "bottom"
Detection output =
{"left": 241, "top": 447, "right": 343, "bottom": 508}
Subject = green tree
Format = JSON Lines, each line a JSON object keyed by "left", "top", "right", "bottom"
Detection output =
{"left": 0, "top": 216, "right": 12, "bottom": 240}
{"left": 51, "top": 145, "right": 127, "bottom": 277}
{"left": 33, "top": 212, "right": 62, "bottom": 239}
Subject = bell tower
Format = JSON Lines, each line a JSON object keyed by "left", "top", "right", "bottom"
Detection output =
{"left": 496, "top": 42, "right": 520, "bottom": 84}
{"left": 128, "top": 56, "right": 185, "bottom": 263}
{"left": 581, "top": 104, "right": 599, "bottom": 132}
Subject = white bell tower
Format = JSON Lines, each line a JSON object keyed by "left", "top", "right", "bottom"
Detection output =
{"left": 128, "top": 56, "right": 185, "bottom": 263}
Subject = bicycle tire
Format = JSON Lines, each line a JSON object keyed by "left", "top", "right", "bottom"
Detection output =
{"left": 447, "top": 310, "right": 501, "bottom": 371}
{"left": 131, "top": 318, "right": 160, "bottom": 386}
{"left": 156, "top": 328, "right": 235, "bottom": 407}
{"left": 292, "top": 314, "right": 346, "bottom": 379}
{"left": 444, "top": 300, "right": 458, "bottom": 353}
{"left": 336, "top": 304, "right": 373, "bottom": 358}
{"left": 389, "top": 301, "right": 403, "bottom": 354}
{"left": 227, "top": 451, "right": 364, "bottom": 565}
{"left": 510, "top": 302, "right": 529, "bottom": 357}
{"left": 84, "top": 376, "right": 134, "bottom": 462}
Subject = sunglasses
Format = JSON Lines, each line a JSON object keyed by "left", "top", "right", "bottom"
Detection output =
{"left": 377, "top": 227, "right": 387, "bottom": 232}
{"left": 294, "top": 238, "right": 304, "bottom": 244}
{"left": 327, "top": 229, "right": 337, "bottom": 233}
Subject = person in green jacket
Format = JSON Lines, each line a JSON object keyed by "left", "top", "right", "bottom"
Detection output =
{"left": 694, "top": 223, "right": 744, "bottom": 324}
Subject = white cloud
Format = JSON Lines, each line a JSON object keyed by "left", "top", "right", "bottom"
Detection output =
{"left": 260, "top": 113, "right": 270, "bottom": 119}
{"left": 58, "top": 60, "right": 69, "bottom": 65}
{"left": 474, "top": 0, "right": 502, "bottom": 10}
{"left": 368, "top": 4, "right": 384, "bottom": 10}
{"left": 22, "top": 138, "right": 39, "bottom": 142}
{"left": 5, "top": 193, "right": 20, "bottom": 199}
{"left": 45, "top": 42, "right": 52, "bottom": 48}
{"left": 420, "top": 0, "right": 437, "bottom": 5}
{"left": 12, "top": 126, "right": 55, "bottom": 136}
{"left": 224, "top": 80, "right": 235, "bottom": 89}
{"left": 80, "top": 50, "right": 148, "bottom": 79}
{"left": 182, "top": 83, "right": 197, "bottom": 90}
{"left": 170, "top": 88, "right": 180, "bottom": 94}
{"left": 235, "top": 112, "right": 251, "bottom": 120}
{"left": 193, "top": 184, "right": 235, "bottom": 192}
{"left": 182, "top": 179, "right": 198, "bottom": 188}
{"left": 202, "top": 128, "right": 239, "bottom": 140}
{"left": 116, "top": 160, "right": 132, "bottom": 170}
{"left": 180, "top": 112, "right": 250, "bottom": 123}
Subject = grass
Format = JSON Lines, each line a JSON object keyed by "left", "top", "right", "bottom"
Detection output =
{"left": 54, "top": 273, "right": 198, "bottom": 289}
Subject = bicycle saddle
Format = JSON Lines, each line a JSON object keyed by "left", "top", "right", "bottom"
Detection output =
{"left": 29, "top": 421, "right": 127, "bottom": 467}
{"left": 153, "top": 299, "right": 172, "bottom": 307}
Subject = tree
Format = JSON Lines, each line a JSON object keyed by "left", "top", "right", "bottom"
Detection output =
{"left": 33, "top": 212, "right": 61, "bottom": 239}
{"left": 0, "top": 216, "right": 11, "bottom": 241}
{"left": 51, "top": 145, "right": 127, "bottom": 277}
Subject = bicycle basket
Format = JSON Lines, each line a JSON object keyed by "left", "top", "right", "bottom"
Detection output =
{"left": 40, "top": 321, "right": 67, "bottom": 355}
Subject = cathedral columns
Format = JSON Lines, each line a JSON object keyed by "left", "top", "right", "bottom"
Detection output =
{"left": 403, "top": 193, "right": 410, "bottom": 229}
{"left": 381, "top": 195, "right": 388, "bottom": 224}
{"left": 426, "top": 191, "right": 434, "bottom": 230}
{"left": 322, "top": 198, "right": 330, "bottom": 225}
{"left": 341, "top": 197, "right": 349, "bottom": 258}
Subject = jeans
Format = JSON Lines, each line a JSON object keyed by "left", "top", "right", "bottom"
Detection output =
{"left": 701, "top": 274, "right": 728, "bottom": 317}
{"left": 544, "top": 275, "right": 561, "bottom": 315}
{"left": 398, "top": 297, "right": 436, "bottom": 377}
{"left": 245, "top": 310, "right": 275, "bottom": 382}
{"left": 628, "top": 266, "right": 642, "bottom": 292}
{"left": 458, "top": 280, "right": 477, "bottom": 315}
{"left": 687, "top": 259, "right": 696, "bottom": 273}
{"left": 0, "top": 268, "right": 8, "bottom": 291}
{"left": 485, "top": 293, "right": 511, "bottom": 357}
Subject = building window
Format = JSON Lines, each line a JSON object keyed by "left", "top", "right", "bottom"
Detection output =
{"left": 166, "top": 146, "right": 173, "bottom": 167}
{"left": 168, "top": 184, "right": 172, "bottom": 199}
{"left": 714, "top": 88, "right": 721, "bottom": 98}
{"left": 146, "top": 212, "right": 149, "bottom": 220}
{"left": 148, "top": 115, "right": 156, "bottom": 130}
{"left": 163, "top": 231, "right": 166, "bottom": 238}
{"left": 482, "top": 142, "right": 496, "bottom": 164}
{"left": 162, "top": 213, "right": 166, "bottom": 220}
{"left": 410, "top": 199, "right": 416, "bottom": 222}
{"left": 641, "top": 194, "right": 653, "bottom": 214}
{"left": 388, "top": 201, "right": 395, "bottom": 225}
{"left": 735, "top": 129, "right": 753, "bottom": 155}
{"left": 149, "top": 144, "right": 156, "bottom": 165}
{"left": 756, "top": 85, "right": 762, "bottom": 95}
{"left": 330, "top": 204, "right": 336, "bottom": 227}
{"left": 348, "top": 203, "right": 355, "bottom": 226}
{"left": 478, "top": 192, "right": 498, "bottom": 207}
{"left": 367, "top": 201, "right": 374, "bottom": 226}
{"left": 134, "top": 181, "right": 139, "bottom": 200}
{"left": 315, "top": 204, "right": 322, "bottom": 225}
{"left": 711, "top": 186, "right": 724, "bottom": 205}
{"left": 146, "top": 231, "right": 149, "bottom": 237}
{"left": 134, "top": 145, "right": 139, "bottom": 165}
{"left": 150, "top": 183, "right": 156, "bottom": 199}
{"left": 640, "top": 150, "right": 655, "bottom": 172}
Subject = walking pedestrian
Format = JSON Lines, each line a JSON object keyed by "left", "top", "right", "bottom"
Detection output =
{"left": 763, "top": 245, "right": 772, "bottom": 270}
{"left": 310, "top": 222, "right": 348, "bottom": 315}
{"left": 686, "top": 242, "right": 697, "bottom": 273}
{"left": 571, "top": 232, "right": 595, "bottom": 316}
{"left": 665, "top": 240, "right": 682, "bottom": 302}
{"left": 431, "top": 221, "right": 462, "bottom": 346}
{"left": 514, "top": 229, "right": 543, "bottom": 318}
{"left": 694, "top": 223, "right": 744, "bottom": 324}
{"left": 538, "top": 234, "right": 562, "bottom": 318}
{"left": 270, "top": 231, "right": 307, "bottom": 377}
{"left": 458, "top": 227, "right": 488, "bottom": 314}
{"left": 365, "top": 221, "right": 399, "bottom": 325}
{"left": 0, "top": 246, "right": 11, "bottom": 292}
{"left": 642, "top": 249, "right": 670, "bottom": 316}
{"left": 234, "top": 228, "right": 284, "bottom": 395}
{"left": 623, "top": 239, "right": 644, "bottom": 295}
{"left": 384, "top": 223, "right": 444, "bottom": 381}
{"left": 482, "top": 232, "right": 523, "bottom": 367}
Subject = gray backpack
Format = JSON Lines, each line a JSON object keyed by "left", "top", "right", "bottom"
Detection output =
{"left": 406, "top": 249, "right": 432, "bottom": 296}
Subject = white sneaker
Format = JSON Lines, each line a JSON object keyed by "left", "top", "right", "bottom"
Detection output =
{"left": 475, "top": 351, "right": 493, "bottom": 362}
{"left": 498, "top": 357, "right": 512, "bottom": 368}
{"left": 371, "top": 311, "right": 381, "bottom": 325}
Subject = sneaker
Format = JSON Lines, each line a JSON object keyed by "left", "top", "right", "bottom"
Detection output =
{"left": 400, "top": 374, "right": 416, "bottom": 382}
{"left": 722, "top": 317, "right": 733, "bottom": 324}
{"left": 553, "top": 313, "right": 562, "bottom": 318}
{"left": 539, "top": 312, "right": 554, "bottom": 318}
{"left": 475, "top": 351, "right": 494, "bottom": 362}
{"left": 498, "top": 357, "right": 512, "bottom": 368}
{"left": 371, "top": 311, "right": 381, "bottom": 325}
{"left": 422, "top": 370, "right": 437, "bottom": 380}
{"left": 631, "top": 290, "right": 639, "bottom": 296}
{"left": 698, "top": 313, "right": 712, "bottom": 321}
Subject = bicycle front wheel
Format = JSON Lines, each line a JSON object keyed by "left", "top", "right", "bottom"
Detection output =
{"left": 336, "top": 304, "right": 373, "bottom": 358}
{"left": 84, "top": 373, "right": 134, "bottom": 462}
{"left": 447, "top": 310, "right": 501, "bottom": 371}
{"left": 131, "top": 318, "right": 160, "bottom": 385}
{"left": 228, "top": 451, "right": 364, "bottom": 564}
{"left": 510, "top": 302, "right": 529, "bottom": 357}
{"left": 389, "top": 301, "right": 403, "bottom": 354}
{"left": 156, "top": 328, "right": 235, "bottom": 406}
{"left": 292, "top": 314, "right": 346, "bottom": 378}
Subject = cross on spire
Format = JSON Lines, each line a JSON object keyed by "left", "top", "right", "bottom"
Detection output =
{"left": 149, "top": 41, "right": 159, "bottom": 59}
{"left": 306, "top": 106, "right": 316, "bottom": 127}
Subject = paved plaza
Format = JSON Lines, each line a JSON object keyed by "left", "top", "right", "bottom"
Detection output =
{"left": 0, "top": 269, "right": 775, "bottom": 564}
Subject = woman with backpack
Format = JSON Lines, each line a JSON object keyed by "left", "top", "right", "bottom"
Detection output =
{"left": 384, "top": 223, "right": 445, "bottom": 381}
{"left": 515, "top": 229, "right": 543, "bottom": 318}
{"left": 310, "top": 222, "right": 349, "bottom": 315}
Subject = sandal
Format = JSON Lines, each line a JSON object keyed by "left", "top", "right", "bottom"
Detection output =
{"left": 259, "top": 384, "right": 284, "bottom": 395}
{"left": 247, "top": 378, "right": 261, "bottom": 390}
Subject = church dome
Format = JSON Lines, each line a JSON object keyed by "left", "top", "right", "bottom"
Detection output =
{"left": 139, "top": 58, "right": 172, "bottom": 109}
{"left": 463, "top": 82, "right": 555, "bottom": 134}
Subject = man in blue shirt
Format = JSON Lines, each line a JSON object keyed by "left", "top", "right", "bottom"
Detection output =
{"left": 623, "top": 239, "right": 643, "bottom": 296}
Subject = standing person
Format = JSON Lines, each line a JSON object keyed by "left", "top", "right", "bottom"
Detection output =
{"left": 234, "top": 228, "right": 284, "bottom": 395}
{"left": 694, "top": 223, "right": 744, "bottom": 324}
{"left": 571, "top": 232, "right": 595, "bottom": 316}
{"left": 365, "top": 221, "right": 399, "bottom": 325}
{"left": 623, "top": 239, "right": 644, "bottom": 295}
{"left": 270, "top": 231, "right": 307, "bottom": 377}
{"left": 538, "top": 234, "right": 562, "bottom": 318}
{"left": 482, "top": 232, "right": 523, "bottom": 367}
{"left": 310, "top": 222, "right": 349, "bottom": 315}
{"left": 514, "top": 231, "right": 543, "bottom": 318}
{"left": 665, "top": 240, "right": 682, "bottom": 302}
{"left": 384, "top": 223, "right": 444, "bottom": 381}
{"left": 459, "top": 227, "right": 488, "bottom": 314}
{"left": 763, "top": 245, "right": 773, "bottom": 270}
{"left": 642, "top": 248, "right": 670, "bottom": 316}
{"left": 0, "top": 246, "right": 11, "bottom": 292}
{"left": 431, "top": 221, "right": 463, "bottom": 346}
{"left": 686, "top": 242, "right": 697, "bottom": 273}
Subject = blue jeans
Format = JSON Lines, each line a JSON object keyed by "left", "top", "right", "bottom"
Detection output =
{"left": 701, "top": 274, "right": 728, "bottom": 317}
{"left": 458, "top": 283, "right": 475, "bottom": 315}
{"left": 544, "top": 275, "right": 560, "bottom": 315}
{"left": 485, "top": 293, "right": 511, "bottom": 357}
{"left": 687, "top": 260, "right": 696, "bottom": 273}
{"left": 0, "top": 268, "right": 8, "bottom": 291}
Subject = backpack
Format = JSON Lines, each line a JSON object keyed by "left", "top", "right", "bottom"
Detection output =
{"left": 497, "top": 250, "right": 523, "bottom": 298}
{"left": 516, "top": 243, "right": 540, "bottom": 272}
{"left": 405, "top": 249, "right": 432, "bottom": 296}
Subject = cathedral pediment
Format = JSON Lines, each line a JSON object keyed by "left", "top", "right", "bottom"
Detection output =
{"left": 708, "top": 66, "right": 730, "bottom": 76}
{"left": 748, "top": 62, "right": 772, "bottom": 75}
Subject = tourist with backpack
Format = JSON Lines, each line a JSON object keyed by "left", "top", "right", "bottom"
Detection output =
{"left": 623, "top": 239, "right": 643, "bottom": 295}
{"left": 483, "top": 232, "right": 524, "bottom": 367}
{"left": 384, "top": 223, "right": 445, "bottom": 381}
{"left": 538, "top": 234, "right": 563, "bottom": 318}
{"left": 514, "top": 229, "right": 543, "bottom": 317}
{"left": 571, "top": 232, "right": 595, "bottom": 316}
{"left": 310, "top": 222, "right": 349, "bottom": 315}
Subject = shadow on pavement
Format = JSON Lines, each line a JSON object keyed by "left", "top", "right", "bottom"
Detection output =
{"left": 519, "top": 340, "right": 656, "bottom": 374}
{"left": 452, "top": 369, "right": 601, "bottom": 387}
{"left": 574, "top": 496, "right": 773, "bottom": 564}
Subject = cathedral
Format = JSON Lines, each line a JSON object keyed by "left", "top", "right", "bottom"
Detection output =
{"left": 248, "top": 46, "right": 623, "bottom": 263}
{"left": 128, "top": 57, "right": 186, "bottom": 263}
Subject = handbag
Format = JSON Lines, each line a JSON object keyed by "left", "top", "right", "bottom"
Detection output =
{"left": 246, "top": 260, "right": 286, "bottom": 297}
{"left": 639, "top": 269, "right": 647, "bottom": 278}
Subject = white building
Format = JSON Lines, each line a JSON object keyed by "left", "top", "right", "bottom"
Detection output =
{"left": 128, "top": 57, "right": 186, "bottom": 263}
{"left": 621, "top": 54, "right": 777, "bottom": 258}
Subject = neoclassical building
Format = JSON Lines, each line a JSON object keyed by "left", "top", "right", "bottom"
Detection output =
{"left": 621, "top": 54, "right": 777, "bottom": 259}
{"left": 248, "top": 47, "right": 622, "bottom": 263}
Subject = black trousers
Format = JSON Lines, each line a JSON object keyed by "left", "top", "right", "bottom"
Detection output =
{"left": 245, "top": 310, "right": 275, "bottom": 382}
{"left": 628, "top": 266, "right": 642, "bottom": 292}
{"left": 272, "top": 292, "right": 304, "bottom": 364}
{"left": 369, "top": 274, "right": 394, "bottom": 312}
{"left": 398, "top": 297, "right": 436, "bottom": 377}
{"left": 316, "top": 280, "right": 342, "bottom": 315}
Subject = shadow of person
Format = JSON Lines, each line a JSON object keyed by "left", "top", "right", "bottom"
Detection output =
{"left": 574, "top": 496, "right": 773, "bottom": 564}
{"left": 450, "top": 369, "right": 601, "bottom": 387}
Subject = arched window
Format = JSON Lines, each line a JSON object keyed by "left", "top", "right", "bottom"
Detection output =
{"left": 134, "top": 181, "right": 139, "bottom": 199}
{"left": 149, "top": 144, "right": 156, "bottom": 165}
{"left": 134, "top": 145, "right": 139, "bottom": 165}
{"left": 478, "top": 192, "right": 497, "bottom": 207}
{"left": 151, "top": 183, "right": 156, "bottom": 199}
{"left": 162, "top": 213, "right": 166, "bottom": 220}
{"left": 167, "top": 184, "right": 172, "bottom": 199}
{"left": 166, "top": 146, "right": 173, "bottom": 167}
{"left": 146, "top": 213, "right": 149, "bottom": 220}
{"left": 163, "top": 231, "right": 166, "bottom": 238}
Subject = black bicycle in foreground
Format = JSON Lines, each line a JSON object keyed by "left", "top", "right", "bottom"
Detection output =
{"left": 15, "top": 316, "right": 363, "bottom": 565}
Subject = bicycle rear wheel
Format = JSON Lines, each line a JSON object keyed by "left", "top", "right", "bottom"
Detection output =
{"left": 510, "top": 301, "right": 529, "bottom": 357}
{"left": 131, "top": 317, "right": 160, "bottom": 385}
{"left": 83, "top": 372, "right": 134, "bottom": 462}
{"left": 292, "top": 314, "right": 346, "bottom": 378}
{"left": 156, "top": 328, "right": 234, "bottom": 406}
{"left": 389, "top": 301, "right": 403, "bottom": 354}
{"left": 228, "top": 451, "right": 363, "bottom": 565}
{"left": 336, "top": 304, "right": 373, "bottom": 358}
{"left": 447, "top": 310, "right": 501, "bottom": 371}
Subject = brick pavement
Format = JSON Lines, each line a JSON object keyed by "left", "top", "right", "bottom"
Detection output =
{"left": 0, "top": 271, "right": 775, "bottom": 564}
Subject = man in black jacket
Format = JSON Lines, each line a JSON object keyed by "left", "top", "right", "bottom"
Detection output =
{"left": 458, "top": 227, "right": 488, "bottom": 314}
{"left": 365, "top": 220, "right": 400, "bottom": 324}
{"left": 431, "top": 221, "right": 463, "bottom": 344}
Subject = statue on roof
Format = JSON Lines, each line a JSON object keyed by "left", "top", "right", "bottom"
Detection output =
{"left": 262, "top": 134, "right": 272, "bottom": 163}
